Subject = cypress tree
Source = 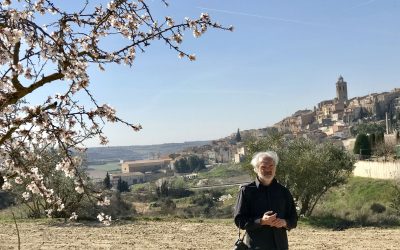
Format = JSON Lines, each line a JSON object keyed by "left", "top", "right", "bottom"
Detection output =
{"left": 235, "top": 128, "right": 242, "bottom": 142}
{"left": 0, "top": 172, "right": 4, "bottom": 188}
{"left": 354, "top": 133, "right": 371, "bottom": 157}
{"left": 103, "top": 172, "right": 112, "bottom": 189}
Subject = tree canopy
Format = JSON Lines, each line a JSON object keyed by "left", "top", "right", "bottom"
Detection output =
{"left": 174, "top": 155, "right": 205, "bottom": 173}
{"left": 350, "top": 122, "right": 385, "bottom": 137}
{"left": 117, "top": 177, "right": 129, "bottom": 192}
{"left": 103, "top": 172, "right": 112, "bottom": 189}
{"left": 353, "top": 133, "right": 372, "bottom": 157}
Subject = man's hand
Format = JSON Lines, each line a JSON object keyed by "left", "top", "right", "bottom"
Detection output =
{"left": 260, "top": 211, "right": 277, "bottom": 226}
{"left": 270, "top": 218, "right": 287, "bottom": 228}
{"left": 260, "top": 211, "right": 287, "bottom": 228}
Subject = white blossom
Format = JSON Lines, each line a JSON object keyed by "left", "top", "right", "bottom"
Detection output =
{"left": 15, "top": 177, "right": 23, "bottom": 184}
{"left": 166, "top": 16, "right": 174, "bottom": 27}
{"left": 97, "top": 212, "right": 112, "bottom": 226}
{"left": 69, "top": 212, "right": 78, "bottom": 221}
{"left": 189, "top": 54, "right": 196, "bottom": 61}
{"left": 75, "top": 185, "right": 84, "bottom": 194}
{"left": 45, "top": 209, "right": 53, "bottom": 217}
{"left": 2, "top": 179, "right": 12, "bottom": 190}
{"left": 97, "top": 196, "right": 111, "bottom": 206}
{"left": 22, "top": 192, "right": 31, "bottom": 200}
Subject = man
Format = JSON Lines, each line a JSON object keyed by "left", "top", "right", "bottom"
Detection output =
{"left": 234, "top": 151, "right": 298, "bottom": 250}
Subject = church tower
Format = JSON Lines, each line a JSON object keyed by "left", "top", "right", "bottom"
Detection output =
{"left": 336, "top": 76, "right": 348, "bottom": 102}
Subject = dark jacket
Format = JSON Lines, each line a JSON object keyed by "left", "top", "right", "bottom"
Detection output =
{"left": 234, "top": 178, "right": 298, "bottom": 250}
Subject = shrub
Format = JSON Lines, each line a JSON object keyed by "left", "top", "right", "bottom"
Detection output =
{"left": 0, "top": 191, "right": 15, "bottom": 210}
{"left": 391, "top": 183, "right": 400, "bottom": 216}
{"left": 161, "top": 199, "right": 176, "bottom": 211}
{"left": 370, "top": 203, "right": 386, "bottom": 214}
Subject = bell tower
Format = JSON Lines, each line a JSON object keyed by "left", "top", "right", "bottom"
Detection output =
{"left": 336, "top": 76, "right": 348, "bottom": 102}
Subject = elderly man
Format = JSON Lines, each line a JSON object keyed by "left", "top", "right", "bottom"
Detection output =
{"left": 234, "top": 151, "right": 298, "bottom": 250}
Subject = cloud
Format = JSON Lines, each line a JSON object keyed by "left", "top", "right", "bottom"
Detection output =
{"left": 196, "top": 6, "right": 326, "bottom": 27}
{"left": 346, "top": 0, "right": 376, "bottom": 11}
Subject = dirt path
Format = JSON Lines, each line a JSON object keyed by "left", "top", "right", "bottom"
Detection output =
{"left": 0, "top": 220, "right": 399, "bottom": 249}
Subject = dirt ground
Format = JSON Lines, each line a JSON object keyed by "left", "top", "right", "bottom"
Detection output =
{"left": 0, "top": 220, "right": 400, "bottom": 250}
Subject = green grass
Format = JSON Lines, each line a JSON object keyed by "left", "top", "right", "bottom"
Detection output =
{"left": 316, "top": 177, "right": 396, "bottom": 212}
{"left": 0, "top": 204, "right": 35, "bottom": 222}
{"left": 311, "top": 176, "right": 400, "bottom": 228}
{"left": 87, "top": 162, "right": 121, "bottom": 172}
{"left": 198, "top": 164, "right": 246, "bottom": 179}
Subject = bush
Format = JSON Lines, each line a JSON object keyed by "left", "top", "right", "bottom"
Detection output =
{"left": 190, "top": 193, "right": 214, "bottom": 207}
{"left": 390, "top": 182, "right": 400, "bottom": 216}
{"left": 0, "top": 191, "right": 15, "bottom": 210}
{"left": 104, "top": 192, "right": 135, "bottom": 219}
{"left": 370, "top": 203, "right": 386, "bottom": 214}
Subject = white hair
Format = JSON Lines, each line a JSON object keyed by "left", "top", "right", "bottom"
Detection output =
{"left": 250, "top": 151, "right": 279, "bottom": 171}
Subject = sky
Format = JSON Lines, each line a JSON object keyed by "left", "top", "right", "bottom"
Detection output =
{"left": 28, "top": 0, "right": 400, "bottom": 147}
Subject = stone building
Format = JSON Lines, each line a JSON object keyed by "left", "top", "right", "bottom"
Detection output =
{"left": 336, "top": 76, "right": 348, "bottom": 103}
{"left": 121, "top": 159, "right": 172, "bottom": 173}
{"left": 110, "top": 172, "right": 145, "bottom": 186}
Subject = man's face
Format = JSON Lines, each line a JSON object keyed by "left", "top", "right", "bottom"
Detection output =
{"left": 257, "top": 157, "right": 276, "bottom": 182}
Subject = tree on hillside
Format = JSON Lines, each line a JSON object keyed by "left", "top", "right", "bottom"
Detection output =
{"left": 353, "top": 133, "right": 371, "bottom": 157}
{"left": 246, "top": 134, "right": 355, "bottom": 216}
{"left": 156, "top": 178, "right": 169, "bottom": 197}
{"left": 117, "top": 177, "right": 129, "bottom": 192}
{"left": 350, "top": 123, "right": 385, "bottom": 137}
{"left": 375, "top": 131, "right": 385, "bottom": 144}
{"left": 235, "top": 128, "right": 242, "bottom": 143}
{"left": 368, "top": 133, "right": 376, "bottom": 150}
{"left": 0, "top": 173, "right": 3, "bottom": 188}
{"left": 103, "top": 172, "right": 112, "bottom": 189}
{"left": 0, "top": 0, "right": 230, "bottom": 222}
{"left": 174, "top": 155, "right": 205, "bottom": 173}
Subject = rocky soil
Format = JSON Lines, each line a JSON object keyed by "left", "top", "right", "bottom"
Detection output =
{"left": 0, "top": 220, "right": 399, "bottom": 249}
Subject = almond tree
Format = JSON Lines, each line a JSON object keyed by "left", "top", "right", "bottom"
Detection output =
{"left": 0, "top": 0, "right": 231, "bottom": 223}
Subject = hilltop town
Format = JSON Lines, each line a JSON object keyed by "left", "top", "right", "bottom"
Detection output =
{"left": 179, "top": 76, "right": 400, "bottom": 164}
{"left": 274, "top": 76, "right": 400, "bottom": 139}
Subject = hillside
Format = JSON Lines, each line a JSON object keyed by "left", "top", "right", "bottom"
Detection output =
{"left": 86, "top": 141, "right": 211, "bottom": 163}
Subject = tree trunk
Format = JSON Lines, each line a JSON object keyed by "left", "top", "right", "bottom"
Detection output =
{"left": 300, "top": 198, "right": 310, "bottom": 216}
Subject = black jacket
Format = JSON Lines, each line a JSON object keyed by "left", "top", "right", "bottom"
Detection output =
{"left": 234, "top": 178, "right": 298, "bottom": 250}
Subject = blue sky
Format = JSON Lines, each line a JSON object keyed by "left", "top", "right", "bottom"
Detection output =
{"left": 28, "top": 0, "right": 400, "bottom": 146}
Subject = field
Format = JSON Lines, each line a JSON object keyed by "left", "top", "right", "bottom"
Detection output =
{"left": 86, "top": 162, "right": 121, "bottom": 180}
{"left": 1, "top": 220, "right": 400, "bottom": 249}
{"left": 87, "top": 162, "right": 121, "bottom": 172}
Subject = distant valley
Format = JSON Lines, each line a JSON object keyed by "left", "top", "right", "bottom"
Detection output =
{"left": 86, "top": 140, "right": 211, "bottom": 164}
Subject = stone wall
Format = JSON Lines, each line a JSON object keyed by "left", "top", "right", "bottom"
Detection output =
{"left": 353, "top": 161, "right": 400, "bottom": 179}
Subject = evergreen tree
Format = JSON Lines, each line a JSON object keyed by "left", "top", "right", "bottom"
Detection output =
{"left": 122, "top": 181, "right": 129, "bottom": 192}
{"left": 0, "top": 172, "right": 4, "bottom": 188}
{"left": 353, "top": 133, "right": 371, "bottom": 157}
{"left": 375, "top": 131, "right": 385, "bottom": 144}
{"left": 117, "top": 177, "right": 129, "bottom": 192}
{"left": 235, "top": 128, "right": 242, "bottom": 142}
{"left": 369, "top": 133, "right": 376, "bottom": 151}
{"left": 103, "top": 172, "right": 112, "bottom": 189}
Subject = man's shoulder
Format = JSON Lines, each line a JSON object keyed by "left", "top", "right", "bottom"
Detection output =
{"left": 274, "top": 180, "right": 292, "bottom": 195}
{"left": 239, "top": 181, "right": 257, "bottom": 190}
